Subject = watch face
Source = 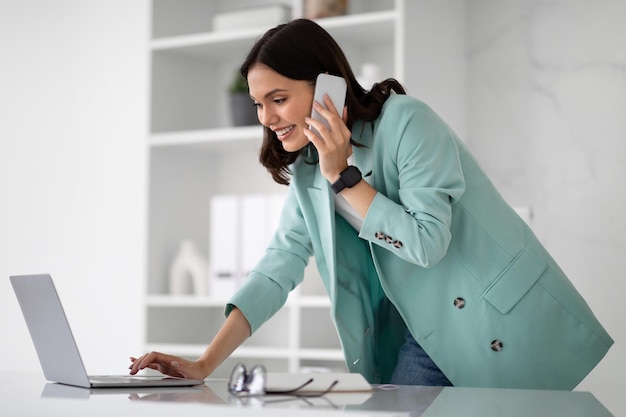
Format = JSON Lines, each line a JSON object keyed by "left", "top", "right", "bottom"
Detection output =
{"left": 331, "top": 166, "right": 362, "bottom": 194}
{"left": 343, "top": 166, "right": 362, "bottom": 188}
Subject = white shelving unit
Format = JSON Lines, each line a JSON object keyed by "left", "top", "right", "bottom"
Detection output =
{"left": 145, "top": 0, "right": 466, "bottom": 378}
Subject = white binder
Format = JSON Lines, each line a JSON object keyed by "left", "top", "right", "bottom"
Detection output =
{"left": 209, "top": 195, "right": 239, "bottom": 298}
{"left": 209, "top": 193, "right": 287, "bottom": 298}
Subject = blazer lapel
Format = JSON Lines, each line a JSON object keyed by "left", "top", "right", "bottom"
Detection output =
{"left": 302, "top": 162, "right": 338, "bottom": 303}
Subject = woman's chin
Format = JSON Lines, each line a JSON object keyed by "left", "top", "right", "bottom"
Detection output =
{"left": 280, "top": 136, "right": 309, "bottom": 153}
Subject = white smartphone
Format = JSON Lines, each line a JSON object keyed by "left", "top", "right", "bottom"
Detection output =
{"left": 310, "top": 73, "right": 347, "bottom": 136}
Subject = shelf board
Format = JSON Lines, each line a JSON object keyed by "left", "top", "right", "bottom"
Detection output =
{"left": 151, "top": 27, "right": 266, "bottom": 61}
{"left": 151, "top": 27, "right": 265, "bottom": 51}
{"left": 298, "top": 296, "right": 331, "bottom": 308}
{"left": 145, "top": 344, "right": 343, "bottom": 362}
{"left": 149, "top": 126, "right": 263, "bottom": 152}
{"left": 144, "top": 343, "right": 210, "bottom": 357}
{"left": 147, "top": 293, "right": 328, "bottom": 308}
{"left": 316, "top": 10, "right": 397, "bottom": 45}
{"left": 297, "top": 348, "right": 345, "bottom": 361}
{"left": 150, "top": 11, "right": 397, "bottom": 59}
{"left": 232, "top": 346, "right": 292, "bottom": 359}
{"left": 147, "top": 295, "right": 229, "bottom": 307}
{"left": 145, "top": 343, "right": 292, "bottom": 359}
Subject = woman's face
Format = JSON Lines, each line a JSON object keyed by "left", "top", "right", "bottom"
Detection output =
{"left": 247, "top": 63, "right": 314, "bottom": 153}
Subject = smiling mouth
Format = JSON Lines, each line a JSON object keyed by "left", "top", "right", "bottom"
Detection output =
{"left": 275, "top": 125, "right": 294, "bottom": 138}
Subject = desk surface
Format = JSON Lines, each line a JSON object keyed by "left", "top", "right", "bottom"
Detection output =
{"left": 0, "top": 372, "right": 613, "bottom": 417}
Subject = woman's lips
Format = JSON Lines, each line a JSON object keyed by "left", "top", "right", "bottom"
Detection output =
{"left": 275, "top": 125, "right": 295, "bottom": 140}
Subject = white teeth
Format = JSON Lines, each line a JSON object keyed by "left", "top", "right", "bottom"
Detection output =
{"left": 276, "top": 126, "right": 294, "bottom": 136}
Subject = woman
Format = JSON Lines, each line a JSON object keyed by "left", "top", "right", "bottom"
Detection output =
{"left": 130, "top": 19, "right": 612, "bottom": 389}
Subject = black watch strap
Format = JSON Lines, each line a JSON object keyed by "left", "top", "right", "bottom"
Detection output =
{"left": 331, "top": 166, "right": 362, "bottom": 194}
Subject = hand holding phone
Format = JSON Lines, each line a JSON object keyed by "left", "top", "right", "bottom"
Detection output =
{"left": 309, "top": 73, "right": 347, "bottom": 137}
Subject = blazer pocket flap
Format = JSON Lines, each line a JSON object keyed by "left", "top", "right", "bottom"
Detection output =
{"left": 483, "top": 248, "right": 547, "bottom": 314}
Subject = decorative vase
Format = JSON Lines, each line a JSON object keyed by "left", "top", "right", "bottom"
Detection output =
{"left": 169, "top": 239, "right": 209, "bottom": 295}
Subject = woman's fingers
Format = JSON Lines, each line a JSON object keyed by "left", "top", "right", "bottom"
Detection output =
{"left": 304, "top": 97, "right": 352, "bottom": 182}
{"left": 129, "top": 352, "right": 190, "bottom": 379}
{"left": 129, "top": 351, "right": 164, "bottom": 374}
{"left": 321, "top": 95, "right": 349, "bottom": 136}
{"left": 307, "top": 101, "right": 347, "bottom": 147}
{"left": 313, "top": 99, "right": 343, "bottom": 133}
{"left": 322, "top": 93, "right": 339, "bottom": 115}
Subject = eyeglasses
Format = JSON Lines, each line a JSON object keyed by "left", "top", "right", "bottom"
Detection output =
{"left": 228, "top": 363, "right": 338, "bottom": 398}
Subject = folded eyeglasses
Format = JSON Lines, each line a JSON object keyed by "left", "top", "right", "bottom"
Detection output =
{"left": 228, "top": 363, "right": 338, "bottom": 398}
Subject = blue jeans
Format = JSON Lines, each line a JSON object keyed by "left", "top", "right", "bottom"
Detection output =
{"left": 390, "top": 329, "right": 453, "bottom": 386}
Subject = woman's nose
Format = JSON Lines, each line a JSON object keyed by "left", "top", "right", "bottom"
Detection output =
{"left": 258, "top": 108, "right": 278, "bottom": 127}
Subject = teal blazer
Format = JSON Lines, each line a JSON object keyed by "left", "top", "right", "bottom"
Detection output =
{"left": 228, "top": 95, "right": 613, "bottom": 389}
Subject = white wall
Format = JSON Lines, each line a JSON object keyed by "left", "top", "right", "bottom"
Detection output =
{"left": 0, "top": 0, "right": 148, "bottom": 375}
{"left": 468, "top": 0, "right": 626, "bottom": 414}
{"left": 401, "top": 0, "right": 468, "bottom": 139}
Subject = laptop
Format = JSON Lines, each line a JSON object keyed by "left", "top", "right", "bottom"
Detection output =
{"left": 10, "top": 273, "right": 205, "bottom": 388}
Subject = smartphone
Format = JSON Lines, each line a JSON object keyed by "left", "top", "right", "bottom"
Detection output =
{"left": 310, "top": 73, "right": 347, "bottom": 136}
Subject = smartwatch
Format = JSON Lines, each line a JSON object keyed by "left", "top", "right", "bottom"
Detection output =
{"left": 331, "top": 166, "right": 362, "bottom": 194}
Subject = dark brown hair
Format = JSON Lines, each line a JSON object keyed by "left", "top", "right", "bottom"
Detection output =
{"left": 241, "top": 18, "right": 405, "bottom": 185}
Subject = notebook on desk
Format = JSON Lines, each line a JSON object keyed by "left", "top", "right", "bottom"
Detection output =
{"left": 10, "top": 273, "right": 205, "bottom": 389}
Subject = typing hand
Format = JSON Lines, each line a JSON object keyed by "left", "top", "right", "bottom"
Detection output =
{"left": 129, "top": 352, "right": 205, "bottom": 380}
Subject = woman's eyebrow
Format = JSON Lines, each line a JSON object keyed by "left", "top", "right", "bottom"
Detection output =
{"left": 250, "top": 88, "right": 288, "bottom": 102}
{"left": 264, "top": 88, "right": 288, "bottom": 98}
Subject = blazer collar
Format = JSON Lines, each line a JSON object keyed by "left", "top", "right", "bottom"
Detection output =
{"left": 351, "top": 120, "right": 375, "bottom": 182}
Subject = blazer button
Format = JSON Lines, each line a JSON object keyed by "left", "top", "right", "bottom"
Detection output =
{"left": 375, "top": 231, "right": 386, "bottom": 240}
{"left": 491, "top": 340, "right": 503, "bottom": 352}
{"left": 393, "top": 240, "right": 403, "bottom": 248}
{"left": 453, "top": 297, "right": 465, "bottom": 309}
{"left": 385, "top": 235, "right": 394, "bottom": 244}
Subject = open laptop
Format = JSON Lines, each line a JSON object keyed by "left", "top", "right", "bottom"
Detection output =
{"left": 10, "top": 273, "right": 205, "bottom": 388}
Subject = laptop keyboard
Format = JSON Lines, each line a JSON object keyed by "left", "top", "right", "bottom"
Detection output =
{"left": 89, "top": 375, "right": 170, "bottom": 383}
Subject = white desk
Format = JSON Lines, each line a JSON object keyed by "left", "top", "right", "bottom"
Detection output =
{"left": 0, "top": 372, "right": 613, "bottom": 417}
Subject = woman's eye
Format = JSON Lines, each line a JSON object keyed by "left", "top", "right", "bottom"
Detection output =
{"left": 273, "top": 97, "right": 286, "bottom": 104}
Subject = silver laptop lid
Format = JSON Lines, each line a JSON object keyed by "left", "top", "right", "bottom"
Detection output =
{"left": 10, "top": 274, "right": 91, "bottom": 388}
